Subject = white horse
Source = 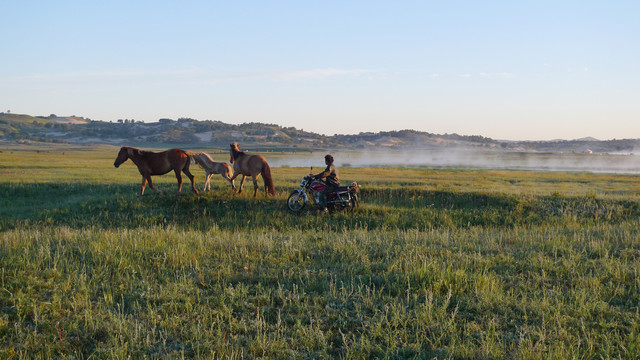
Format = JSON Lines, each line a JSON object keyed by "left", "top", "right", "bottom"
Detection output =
{"left": 192, "top": 152, "right": 234, "bottom": 192}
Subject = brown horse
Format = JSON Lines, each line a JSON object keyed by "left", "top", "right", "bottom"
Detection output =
{"left": 114, "top": 146, "right": 199, "bottom": 196}
{"left": 192, "top": 152, "right": 234, "bottom": 192}
{"left": 229, "top": 142, "right": 275, "bottom": 197}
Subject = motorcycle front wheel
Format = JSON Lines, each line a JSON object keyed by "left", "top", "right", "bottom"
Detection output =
{"left": 287, "top": 190, "right": 307, "bottom": 212}
{"left": 343, "top": 197, "right": 356, "bottom": 213}
{"left": 348, "top": 197, "right": 358, "bottom": 212}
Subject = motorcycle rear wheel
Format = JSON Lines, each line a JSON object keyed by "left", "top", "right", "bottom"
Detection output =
{"left": 287, "top": 190, "right": 306, "bottom": 212}
{"left": 332, "top": 197, "right": 356, "bottom": 213}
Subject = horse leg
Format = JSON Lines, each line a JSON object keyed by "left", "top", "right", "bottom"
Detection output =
{"left": 141, "top": 176, "right": 161, "bottom": 196}
{"left": 203, "top": 173, "right": 212, "bottom": 192}
{"left": 207, "top": 172, "right": 215, "bottom": 191}
{"left": 229, "top": 172, "right": 240, "bottom": 192}
{"left": 182, "top": 167, "right": 199, "bottom": 195}
{"left": 238, "top": 175, "right": 247, "bottom": 193}
{"left": 148, "top": 176, "right": 162, "bottom": 195}
{"left": 221, "top": 173, "right": 234, "bottom": 189}
{"left": 139, "top": 177, "right": 147, "bottom": 197}
{"left": 228, "top": 175, "right": 235, "bottom": 191}
{"left": 252, "top": 175, "right": 259, "bottom": 197}
{"left": 174, "top": 169, "right": 184, "bottom": 194}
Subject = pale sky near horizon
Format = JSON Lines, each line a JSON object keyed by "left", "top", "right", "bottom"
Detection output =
{"left": 1, "top": 1, "right": 638, "bottom": 141}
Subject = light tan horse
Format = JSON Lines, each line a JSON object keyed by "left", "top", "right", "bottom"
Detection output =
{"left": 192, "top": 152, "right": 234, "bottom": 192}
{"left": 229, "top": 142, "right": 275, "bottom": 197}
{"left": 114, "top": 146, "right": 199, "bottom": 196}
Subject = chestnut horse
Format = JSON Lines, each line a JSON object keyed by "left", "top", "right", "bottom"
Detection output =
{"left": 229, "top": 142, "right": 275, "bottom": 197}
{"left": 192, "top": 152, "right": 234, "bottom": 192}
{"left": 113, "top": 146, "right": 199, "bottom": 196}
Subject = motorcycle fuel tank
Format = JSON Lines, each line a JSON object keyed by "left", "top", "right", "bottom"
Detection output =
{"left": 310, "top": 181, "right": 326, "bottom": 191}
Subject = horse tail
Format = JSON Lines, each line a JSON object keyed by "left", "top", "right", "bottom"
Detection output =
{"left": 224, "top": 163, "right": 234, "bottom": 178}
{"left": 261, "top": 162, "right": 276, "bottom": 195}
{"left": 183, "top": 150, "right": 197, "bottom": 157}
{"left": 183, "top": 150, "right": 198, "bottom": 167}
{"left": 190, "top": 154, "right": 201, "bottom": 168}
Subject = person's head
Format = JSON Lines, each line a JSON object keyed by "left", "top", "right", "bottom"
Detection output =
{"left": 324, "top": 154, "right": 334, "bottom": 165}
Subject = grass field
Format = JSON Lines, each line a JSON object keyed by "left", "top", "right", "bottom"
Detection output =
{"left": 1, "top": 145, "right": 640, "bottom": 359}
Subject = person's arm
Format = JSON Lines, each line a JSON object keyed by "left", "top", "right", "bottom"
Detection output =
{"left": 315, "top": 165, "right": 331, "bottom": 179}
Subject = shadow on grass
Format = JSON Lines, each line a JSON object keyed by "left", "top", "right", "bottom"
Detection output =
{"left": 1, "top": 183, "right": 638, "bottom": 231}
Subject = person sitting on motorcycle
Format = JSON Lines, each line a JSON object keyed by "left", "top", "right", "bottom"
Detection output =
{"left": 314, "top": 154, "right": 339, "bottom": 213}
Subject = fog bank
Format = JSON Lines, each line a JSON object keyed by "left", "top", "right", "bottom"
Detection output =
{"left": 269, "top": 149, "right": 640, "bottom": 174}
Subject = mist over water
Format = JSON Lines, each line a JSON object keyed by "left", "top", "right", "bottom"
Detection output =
{"left": 270, "top": 149, "right": 640, "bottom": 174}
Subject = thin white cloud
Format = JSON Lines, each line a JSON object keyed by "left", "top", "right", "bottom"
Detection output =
{"left": 12, "top": 68, "right": 204, "bottom": 84}
{"left": 479, "top": 72, "right": 516, "bottom": 79}
{"left": 210, "top": 68, "right": 376, "bottom": 82}
{"left": 459, "top": 73, "right": 472, "bottom": 78}
{"left": 268, "top": 68, "right": 374, "bottom": 81}
{"left": 8, "top": 67, "right": 375, "bottom": 86}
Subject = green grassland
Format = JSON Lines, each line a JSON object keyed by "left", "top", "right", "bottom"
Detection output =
{"left": 1, "top": 145, "right": 640, "bottom": 359}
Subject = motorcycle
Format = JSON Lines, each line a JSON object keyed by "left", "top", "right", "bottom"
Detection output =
{"left": 287, "top": 169, "right": 360, "bottom": 213}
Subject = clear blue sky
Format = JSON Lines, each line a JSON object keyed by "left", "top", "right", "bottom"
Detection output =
{"left": 1, "top": 1, "right": 638, "bottom": 140}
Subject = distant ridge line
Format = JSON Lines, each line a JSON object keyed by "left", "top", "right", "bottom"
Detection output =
{"left": 0, "top": 112, "right": 638, "bottom": 154}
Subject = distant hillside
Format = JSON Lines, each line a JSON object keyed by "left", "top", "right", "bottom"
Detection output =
{"left": 0, "top": 113, "right": 509, "bottom": 150}
{"left": 0, "top": 113, "right": 90, "bottom": 144}
{"left": 0, "top": 113, "right": 51, "bottom": 125}
{"left": 1, "top": 112, "right": 639, "bottom": 154}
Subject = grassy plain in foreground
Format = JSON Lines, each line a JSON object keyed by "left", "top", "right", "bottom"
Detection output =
{"left": 1, "top": 146, "right": 640, "bottom": 359}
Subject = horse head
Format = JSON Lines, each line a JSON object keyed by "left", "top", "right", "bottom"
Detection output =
{"left": 114, "top": 146, "right": 132, "bottom": 168}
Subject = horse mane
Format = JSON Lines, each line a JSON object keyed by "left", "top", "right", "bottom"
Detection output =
{"left": 199, "top": 152, "right": 215, "bottom": 163}
{"left": 230, "top": 142, "right": 246, "bottom": 159}
{"left": 122, "top": 146, "right": 151, "bottom": 158}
